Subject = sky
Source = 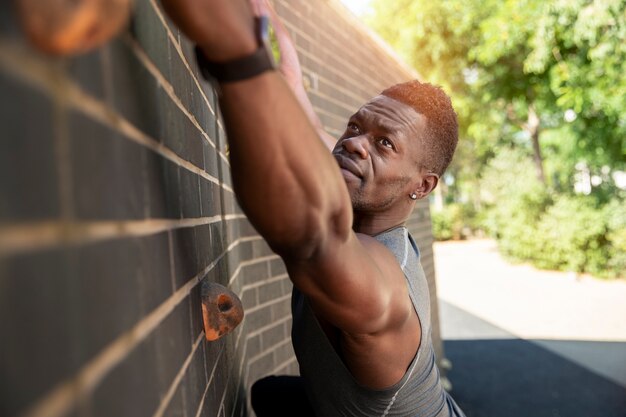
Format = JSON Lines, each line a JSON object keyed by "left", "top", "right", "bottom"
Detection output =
{"left": 338, "top": 0, "right": 373, "bottom": 16}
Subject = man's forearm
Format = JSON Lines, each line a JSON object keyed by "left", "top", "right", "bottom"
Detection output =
{"left": 262, "top": 0, "right": 337, "bottom": 150}
{"left": 219, "top": 72, "right": 352, "bottom": 258}
{"left": 159, "top": 0, "right": 348, "bottom": 257}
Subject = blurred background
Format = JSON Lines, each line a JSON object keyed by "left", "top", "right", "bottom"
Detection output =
{"left": 341, "top": 0, "right": 626, "bottom": 415}
{"left": 344, "top": 0, "right": 625, "bottom": 280}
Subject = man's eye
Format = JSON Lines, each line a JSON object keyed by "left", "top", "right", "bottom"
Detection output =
{"left": 379, "top": 138, "right": 394, "bottom": 149}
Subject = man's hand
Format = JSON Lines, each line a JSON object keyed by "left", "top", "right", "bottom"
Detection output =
{"left": 250, "top": 0, "right": 302, "bottom": 90}
{"left": 249, "top": 0, "right": 337, "bottom": 150}
{"left": 161, "top": 0, "right": 257, "bottom": 61}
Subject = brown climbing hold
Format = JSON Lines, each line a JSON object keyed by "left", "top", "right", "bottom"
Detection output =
{"left": 16, "top": 0, "right": 132, "bottom": 56}
{"left": 201, "top": 281, "right": 244, "bottom": 341}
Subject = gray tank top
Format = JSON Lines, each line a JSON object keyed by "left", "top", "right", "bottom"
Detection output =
{"left": 291, "top": 226, "right": 466, "bottom": 417}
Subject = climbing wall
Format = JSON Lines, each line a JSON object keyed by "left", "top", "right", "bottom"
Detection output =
{"left": 0, "top": 1, "right": 442, "bottom": 416}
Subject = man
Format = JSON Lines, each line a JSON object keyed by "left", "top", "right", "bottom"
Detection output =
{"left": 161, "top": 0, "right": 465, "bottom": 415}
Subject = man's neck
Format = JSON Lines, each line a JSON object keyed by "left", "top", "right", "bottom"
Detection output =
{"left": 352, "top": 211, "right": 408, "bottom": 236}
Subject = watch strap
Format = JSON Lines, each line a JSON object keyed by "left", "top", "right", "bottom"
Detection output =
{"left": 195, "top": 45, "right": 274, "bottom": 83}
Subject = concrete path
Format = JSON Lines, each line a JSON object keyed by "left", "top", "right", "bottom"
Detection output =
{"left": 434, "top": 239, "right": 626, "bottom": 417}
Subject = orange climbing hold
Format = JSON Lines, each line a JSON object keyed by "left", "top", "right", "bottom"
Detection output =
{"left": 201, "top": 281, "right": 244, "bottom": 341}
{"left": 16, "top": 0, "right": 132, "bottom": 55}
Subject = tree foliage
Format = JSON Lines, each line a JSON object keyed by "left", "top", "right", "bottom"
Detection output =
{"left": 366, "top": 0, "right": 626, "bottom": 277}
{"left": 367, "top": 0, "right": 626, "bottom": 182}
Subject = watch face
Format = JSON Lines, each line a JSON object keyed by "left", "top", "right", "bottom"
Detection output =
{"left": 268, "top": 22, "right": 281, "bottom": 64}
{"left": 256, "top": 16, "right": 276, "bottom": 66}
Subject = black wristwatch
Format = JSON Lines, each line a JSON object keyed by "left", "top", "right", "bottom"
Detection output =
{"left": 195, "top": 16, "right": 275, "bottom": 83}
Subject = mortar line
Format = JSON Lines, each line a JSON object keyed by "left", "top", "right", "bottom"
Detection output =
{"left": 280, "top": 1, "right": 416, "bottom": 84}
{"left": 193, "top": 381, "right": 212, "bottom": 417}
{"left": 239, "top": 272, "right": 288, "bottom": 293}
{"left": 312, "top": 103, "right": 352, "bottom": 122}
{"left": 152, "top": 332, "right": 205, "bottom": 417}
{"left": 325, "top": 127, "right": 345, "bottom": 138}
{"left": 228, "top": 255, "right": 279, "bottom": 287}
{"left": 147, "top": 0, "right": 225, "bottom": 133}
{"left": 241, "top": 335, "right": 294, "bottom": 407}
{"left": 123, "top": 35, "right": 221, "bottom": 156}
{"left": 0, "top": 214, "right": 246, "bottom": 256}
{"left": 168, "top": 230, "right": 177, "bottom": 293}
{"left": 19, "top": 275, "right": 197, "bottom": 417}
{"left": 298, "top": 59, "right": 377, "bottom": 107}
{"left": 294, "top": 45, "right": 384, "bottom": 102}
{"left": 280, "top": 18, "right": 386, "bottom": 95}
{"left": 290, "top": 50, "right": 370, "bottom": 104}
{"left": 231, "top": 315, "right": 294, "bottom": 414}
{"left": 51, "top": 67, "right": 75, "bottom": 223}
{"left": 69, "top": 81, "right": 231, "bottom": 191}
{"left": 193, "top": 340, "right": 226, "bottom": 417}
{"left": 215, "top": 321, "right": 250, "bottom": 417}
{"left": 229, "top": 321, "right": 252, "bottom": 417}
{"left": 147, "top": 0, "right": 231, "bottom": 168}
{"left": 244, "top": 293, "right": 291, "bottom": 315}
{"left": 18, "top": 235, "right": 258, "bottom": 417}
{"left": 0, "top": 39, "right": 233, "bottom": 195}
{"left": 246, "top": 337, "right": 292, "bottom": 364}
{"left": 241, "top": 318, "right": 294, "bottom": 412}
{"left": 272, "top": 356, "right": 298, "bottom": 374}
{"left": 245, "top": 314, "right": 292, "bottom": 339}
{"left": 307, "top": 87, "right": 360, "bottom": 113}
{"left": 279, "top": 12, "right": 380, "bottom": 86}
{"left": 216, "top": 334, "right": 245, "bottom": 417}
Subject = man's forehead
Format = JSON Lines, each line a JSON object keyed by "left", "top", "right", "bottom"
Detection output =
{"left": 354, "top": 95, "right": 425, "bottom": 132}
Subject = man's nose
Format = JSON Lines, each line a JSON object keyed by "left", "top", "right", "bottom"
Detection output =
{"left": 341, "top": 135, "right": 369, "bottom": 159}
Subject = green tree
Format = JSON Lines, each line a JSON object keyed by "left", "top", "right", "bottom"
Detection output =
{"left": 367, "top": 0, "right": 626, "bottom": 278}
{"left": 524, "top": 0, "right": 626, "bottom": 174}
{"left": 367, "top": 0, "right": 626, "bottom": 194}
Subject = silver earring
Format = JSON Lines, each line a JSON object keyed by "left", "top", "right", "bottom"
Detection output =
{"left": 410, "top": 193, "right": 418, "bottom": 200}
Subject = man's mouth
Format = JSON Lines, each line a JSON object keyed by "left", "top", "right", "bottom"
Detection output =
{"left": 333, "top": 154, "right": 363, "bottom": 179}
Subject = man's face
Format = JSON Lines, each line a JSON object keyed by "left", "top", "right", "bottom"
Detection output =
{"left": 332, "top": 95, "right": 428, "bottom": 212}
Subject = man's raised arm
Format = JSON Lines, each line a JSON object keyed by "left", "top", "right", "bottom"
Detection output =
{"left": 251, "top": 0, "right": 337, "bottom": 150}
{"left": 161, "top": 0, "right": 350, "bottom": 257}
{"left": 160, "top": 0, "right": 414, "bottom": 344}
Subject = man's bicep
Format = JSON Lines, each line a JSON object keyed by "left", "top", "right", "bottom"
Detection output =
{"left": 284, "top": 233, "right": 402, "bottom": 334}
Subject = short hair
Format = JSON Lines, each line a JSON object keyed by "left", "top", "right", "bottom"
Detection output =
{"left": 381, "top": 80, "right": 458, "bottom": 176}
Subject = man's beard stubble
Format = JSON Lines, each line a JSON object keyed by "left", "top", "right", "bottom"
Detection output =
{"left": 348, "top": 176, "right": 411, "bottom": 213}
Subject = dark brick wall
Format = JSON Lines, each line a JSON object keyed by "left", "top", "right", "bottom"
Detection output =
{"left": 0, "top": 1, "right": 442, "bottom": 417}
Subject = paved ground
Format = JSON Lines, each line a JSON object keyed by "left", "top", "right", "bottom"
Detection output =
{"left": 434, "top": 239, "right": 626, "bottom": 417}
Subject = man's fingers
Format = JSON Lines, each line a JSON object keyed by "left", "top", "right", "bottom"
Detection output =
{"left": 263, "top": 0, "right": 276, "bottom": 15}
{"left": 249, "top": 0, "right": 268, "bottom": 17}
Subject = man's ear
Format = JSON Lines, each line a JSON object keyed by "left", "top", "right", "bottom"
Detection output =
{"left": 413, "top": 173, "right": 439, "bottom": 199}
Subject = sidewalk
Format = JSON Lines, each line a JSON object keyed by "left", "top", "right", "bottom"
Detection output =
{"left": 434, "top": 239, "right": 626, "bottom": 417}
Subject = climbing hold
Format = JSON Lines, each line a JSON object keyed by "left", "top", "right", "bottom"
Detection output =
{"left": 16, "top": 0, "right": 132, "bottom": 56}
{"left": 201, "top": 281, "right": 244, "bottom": 341}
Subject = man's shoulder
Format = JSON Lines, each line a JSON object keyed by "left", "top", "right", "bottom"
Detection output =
{"left": 354, "top": 232, "right": 402, "bottom": 269}
{"left": 351, "top": 232, "right": 411, "bottom": 301}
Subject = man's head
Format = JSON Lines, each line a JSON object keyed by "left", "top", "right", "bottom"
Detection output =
{"left": 381, "top": 80, "right": 458, "bottom": 177}
{"left": 332, "top": 80, "right": 458, "bottom": 215}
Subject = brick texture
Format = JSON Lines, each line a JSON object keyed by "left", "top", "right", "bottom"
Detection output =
{"left": 0, "top": 1, "right": 443, "bottom": 417}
